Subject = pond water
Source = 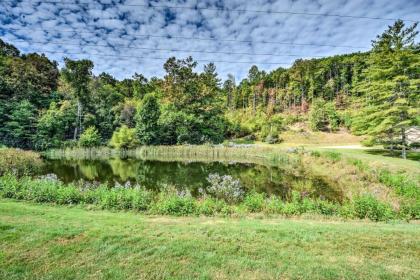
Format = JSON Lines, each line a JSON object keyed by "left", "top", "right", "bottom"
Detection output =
{"left": 42, "top": 159, "right": 343, "bottom": 202}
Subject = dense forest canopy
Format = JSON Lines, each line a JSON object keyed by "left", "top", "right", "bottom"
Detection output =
{"left": 0, "top": 20, "right": 418, "bottom": 157}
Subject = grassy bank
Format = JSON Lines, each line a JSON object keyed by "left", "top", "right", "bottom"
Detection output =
{"left": 1, "top": 172, "right": 418, "bottom": 221}
{"left": 1, "top": 200, "right": 419, "bottom": 280}
{"left": 2, "top": 146, "right": 419, "bottom": 219}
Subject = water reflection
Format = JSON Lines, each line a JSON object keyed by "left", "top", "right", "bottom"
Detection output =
{"left": 43, "top": 159, "right": 342, "bottom": 201}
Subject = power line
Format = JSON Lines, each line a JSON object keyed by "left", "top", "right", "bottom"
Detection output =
{"left": 4, "top": 27, "right": 369, "bottom": 49}
{"left": 3, "top": 0, "right": 417, "bottom": 22}
{"left": 9, "top": 39, "right": 327, "bottom": 58}
{"left": 28, "top": 50, "right": 294, "bottom": 65}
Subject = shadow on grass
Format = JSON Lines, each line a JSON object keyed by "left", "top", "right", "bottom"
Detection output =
{"left": 365, "top": 149, "right": 420, "bottom": 162}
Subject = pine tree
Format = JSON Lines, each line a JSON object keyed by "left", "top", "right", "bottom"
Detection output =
{"left": 352, "top": 20, "right": 420, "bottom": 159}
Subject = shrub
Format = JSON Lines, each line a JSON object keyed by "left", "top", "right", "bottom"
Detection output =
{"left": 131, "top": 187, "right": 154, "bottom": 211}
{"left": 348, "top": 159, "right": 369, "bottom": 172}
{"left": 265, "top": 134, "right": 282, "bottom": 144}
{"left": 399, "top": 201, "right": 420, "bottom": 220}
{"left": 109, "top": 125, "right": 139, "bottom": 149}
{"left": 323, "top": 151, "right": 341, "bottom": 162}
{"left": 243, "top": 191, "right": 265, "bottom": 212}
{"left": 310, "top": 150, "right": 321, "bottom": 157}
{"left": 281, "top": 202, "right": 301, "bottom": 216}
{"left": 314, "top": 199, "right": 338, "bottom": 215}
{"left": 79, "top": 126, "right": 101, "bottom": 147}
{"left": 378, "top": 170, "right": 419, "bottom": 199}
{"left": 56, "top": 185, "right": 83, "bottom": 205}
{"left": 309, "top": 99, "right": 340, "bottom": 131}
{"left": 265, "top": 196, "right": 284, "bottom": 214}
{"left": 361, "top": 137, "right": 376, "bottom": 147}
{"left": 352, "top": 195, "right": 395, "bottom": 221}
{"left": 206, "top": 174, "right": 244, "bottom": 203}
{"left": 0, "top": 173, "right": 21, "bottom": 198}
{"left": 197, "top": 197, "right": 227, "bottom": 216}
{"left": 153, "top": 192, "right": 197, "bottom": 216}
{"left": 0, "top": 148, "right": 43, "bottom": 176}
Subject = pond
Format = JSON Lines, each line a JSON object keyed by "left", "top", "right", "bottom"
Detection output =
{"left": 42, "top": 159, "right": 343, "bottom": 202}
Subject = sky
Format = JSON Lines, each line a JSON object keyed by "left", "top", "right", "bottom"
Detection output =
{"left": 0, "top": 0, "right": 419, "bottom": 81}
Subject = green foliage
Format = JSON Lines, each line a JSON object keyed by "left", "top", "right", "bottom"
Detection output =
{"left": 351, "top": 21, "right": 419, "bottom": 158}
{"left": 110, "top": 125, "right": 138, "bottom": 149}
{"left": 153, "top": 192, "right": 197, "bottom": 216}
{"left": 309, "top": 99, "right": 340, "bottom": 131}
{"left": 0, "top": 174, "right": 414, "bottom": 221}
{"left": 399, "top": 201, "right": 420, "bottom": 220}
{"left": 0, "top": 148, "right": 43, "bottom": 176}
{"left": 0, "top": 22, "right": 419, "bottom": 152}
{"left": 34, "top": 101, "right": 76, "bottom": 150}
{"left": 243, "top": 191, "right": 265, "bottom": 212}
{"left": 135, "top": 93, "right": 160, "bottom": 145}
{"left": 265, "top": 134, "right": 281, "bottom": 144}
{"left": 352, "top": 195, "right": 395, "bottom": 221}
{"left": 196, "top": 197, "right": 228, "bottom": 216}
{"left": 322, "top": 151, "right": 342, "bottom": 162}
{"left": 361, "top": 136, "right": 376, "bottom": 147}
{"left": 78, "top": 127, "right": 101, "bottom": 148}
{"left": 3, "top": 100, "right": 37, "bottom": 149}
{"left": 377, "top": 170, "right": 419, "bottom": 199}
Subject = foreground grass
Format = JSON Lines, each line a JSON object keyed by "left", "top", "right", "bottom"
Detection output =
{"left": 1, "top": 200, "right": 419, "bottom": 280}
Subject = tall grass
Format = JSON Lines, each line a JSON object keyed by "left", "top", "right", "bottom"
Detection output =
{"left": 0, "top": 148, "right": 43, "bottom": 176}
{"left": 45, "top": 145, "right": 292, "bottom": 166}
{"left": 0, "top": 173, "right": 413, "bottom": 221}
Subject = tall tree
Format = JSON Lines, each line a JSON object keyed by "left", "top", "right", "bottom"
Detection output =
{"left": 61, "top": 58, "right": 94, "bottom": 140}
{"left": 135, "top": 93, "right": 161, "bottom": 145}
{"left": 352, "top": 20, "right": 419, "bottom": 159}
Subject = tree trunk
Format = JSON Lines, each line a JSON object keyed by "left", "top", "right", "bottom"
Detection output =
{"left": 253, "top": 91, "right": 256, "bottom": 114}
{"left": 401, "top": 127, "right": 407, "bottom": 160}
{"left": 74, "top": 99, "right": 82, "bottom": 140}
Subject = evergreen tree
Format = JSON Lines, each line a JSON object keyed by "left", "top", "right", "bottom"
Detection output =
{"left": 352, "top": 20, "right": 419, "bottom": 159}
{"left": 4, "top": 100, "right": 37, "bottom": 149}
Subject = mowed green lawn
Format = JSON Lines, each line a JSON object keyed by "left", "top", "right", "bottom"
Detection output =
{"left": 1, "top": 200, "right": 419, "bottom": 279}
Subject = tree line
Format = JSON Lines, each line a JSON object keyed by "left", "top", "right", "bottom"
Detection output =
{"left": 0, "top": 20, "right": 418, "bottom": 157}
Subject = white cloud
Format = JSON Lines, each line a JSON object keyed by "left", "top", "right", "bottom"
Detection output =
{"left": 1, "top": 0, "right": 418, "bottom": 80}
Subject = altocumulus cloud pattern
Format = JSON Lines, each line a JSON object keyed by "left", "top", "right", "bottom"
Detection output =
{"left": 1, "top": 0, "right": 419, "bottom": 80}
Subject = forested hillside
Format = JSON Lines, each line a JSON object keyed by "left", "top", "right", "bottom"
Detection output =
{"left": 0, "top": 20, "right": 419, "bottom": 157}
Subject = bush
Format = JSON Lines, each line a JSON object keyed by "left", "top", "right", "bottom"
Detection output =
{"left": 282, "top": 202, "right": 301, "bottom": 216}
{"left": 309, "top": 99, "right": 340, "bottom": 131}
{"left": 197, "top": 197, "right": 228, "bottom": 216}
{"left": 109, "top": 125, "right": 138, "bottom": 149}
{"left": 314, "top": 199, "right": 338, "bottom": 215}
{"left": 399, "top": 201, "right": 420, "bottom": 220}
{"left": 361, "top": 137, "right": 376, "bottom": 147}
{"left": 206, "top": 174, "right": 244, "bottom": 203}
{"left": 131, "top": 188, "right": 154, "bottom": 211}
{"left": 153, "top": 192, "right": 196, "bottom": 216}
{"left": 265, "top": 134, "right": 281, "bottom": 144}
{"left": 243, "top": 191, "right": 265, "bottom": 212}
{"left": 378, "top": 170, "right": 419, "bottom": 199}
{"left": 265, "top": 196, "right": 284, "bottom": 214}
{"left": 0, "top": 174, "right": 413, "bottom": 222}
{"left": 323, "top": 151, "right": 341, "bottom": 162}
{"left": 0, "top": 148, "right": 43, "bottom": 176}
{"left": 352, "top": 195, "right": 395, "bottom": 221}
{"left": 310, "top": 150, "right": 321, "bottom": 157}
{"left": 79, "top": 127, "right": 101, "bottom": 147}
